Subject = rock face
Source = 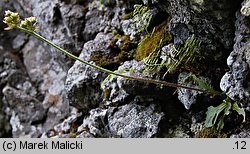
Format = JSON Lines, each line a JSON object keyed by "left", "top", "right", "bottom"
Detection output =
{"left": 177, "top": 72, "right": 211, "bottom": 110}
{"left": 241, "top": 0, "right": 250, "bottom": 16}
{"left": 231, "top": 129, "right": 250, "bottom": 138}
{"left": 144, "top": 0, "right": 242, "bottom": 82}
{"left": 220, "top": 10, "right": 250, "bottom": 108}
{"left": 107, "top": 103, "right": 164, "bottom": 138}
{"left": 101, "top": 60, "right": 152, "bottom": 106}
{"left": 82, "top": 0, "right": 123, "bottom": 41}
{"left": 0, "top": 0, "right": 80, "bottom": 137}
{"left": 1, "top": 0, "right": 250, "bottom": 138}
{"left": 21, "top": 0, "right": 85, "bottom": 59}
{"left": 3, "top": 86, "right": 46, "bottom": 137}
{"left": 65, "top": 32, "right": 111, "bottom": 112}
{"left": 150, "top": 0, "right": 240, "bottom": 50}
{"left": 79, "top": 103, "right": 164, "bottom": 138}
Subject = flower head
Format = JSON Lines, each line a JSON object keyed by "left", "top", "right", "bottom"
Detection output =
{"left": 20, "top": 16, "right": 38, "bottom": 31}
{"left": 3, "top": 10, "right": 20, "bottom": 30}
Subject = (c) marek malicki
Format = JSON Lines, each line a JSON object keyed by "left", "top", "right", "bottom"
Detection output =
{"left": 52, "top": 141, "right": 83, "bottom": 150}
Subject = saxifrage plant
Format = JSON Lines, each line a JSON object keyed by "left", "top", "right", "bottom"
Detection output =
{"left": 3, "top": 10, "right": 245, "bottom": 132}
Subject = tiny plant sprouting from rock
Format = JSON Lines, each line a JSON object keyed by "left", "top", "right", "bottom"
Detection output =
{"left": 3, "top": 10, "right": 245, "bottom": 132}
{"left": 144, "top": 34, "right": 203, "bottom": 78}
{"left": 182, "top": 73, "right": 245, "bottom": 131}
{"left": 164, "top": 34, "right": 203, "bottom": 77}
{"left": 205, "top": 97, "right": 245, "bottom": 131}
{"left": 143, "top": 32, "right": 246, "bottom": 132}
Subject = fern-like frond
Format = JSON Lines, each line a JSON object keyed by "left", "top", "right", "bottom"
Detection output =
{"left": 163, "top": 34, "right": 203, "bottom": 78}
{"left": 143, "top": 38, "right": 164, "bottom": 72}
{"left": 132, "top": 4, "right": 153, "bottom": 34}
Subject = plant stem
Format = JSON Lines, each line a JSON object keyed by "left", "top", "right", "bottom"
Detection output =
{"left": 17, "top": 26, "right": 209, "bottom": 93}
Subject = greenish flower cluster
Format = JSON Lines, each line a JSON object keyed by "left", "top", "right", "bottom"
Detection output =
{"left": 3, "top": 10, "right": 38, "bottom": 31}
{"left": 3, "top": 10, "right": 20, "bottom": 30}
{"left": 20, "top": 17, "right": 38, "bottom": 31}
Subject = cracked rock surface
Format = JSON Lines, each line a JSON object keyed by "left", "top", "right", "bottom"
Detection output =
{"left": 0, "top": 0, "right": 250, "bottom": 138}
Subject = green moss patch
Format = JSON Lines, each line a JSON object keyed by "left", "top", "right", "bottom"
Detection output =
{"left": 135, "top": 20, "right": 172, "bottom": 61}
{"left": 197, "top": 128, "right": 228, "bottom": 138}
{"left": 90, "top": 34, "right": 133, "bottom": 71}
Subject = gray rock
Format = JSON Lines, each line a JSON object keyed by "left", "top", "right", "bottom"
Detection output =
{"left": 177, "top": 72, "right": 210, "bottom": 110}
{"left": 0, "top": 98, "right": 11, "bottom": 137}
{"left": 21, "top": 38, "right": 71, "bottom": 134}
{"left": 241, "top": 0, "right": 250, "bottom": 16}
{"left": 220, "top": 11, "right": 250, "bottom": 107}
{"left": 14, "top": 0, "right": 86, "bottom": 64}
{"left": 79, "top": 108, "right": 110, "bottom": 137}
{"left": 53, "top": 107, "right": 81, "bottom": 133}
{"left": 0, "top": 51, "right": 27, "bottom": 89}
{"left": 101, "top": 60, "right": 145, "bottom": 106}
{"left": 0, "top": 4, "right": 74, "bottom": 136}
{"left": 123, "top": 0, "right": 241, "bottom": 110}
{"left": 12, "top": 34, "right": 28, "bottom": 50}
{"left": 167, "top": 125, "right": 190, "bottom": 138}
{"left": 108, "top": 103, "right": 164, "bottom": 138}
{"left": 2, "top": 0, "right": 249, "bottom": 138}
{"left": 82, "top": 0, "right": 125, "bottom": 41}
{"left": 101, "top": 58, "right": 175, "bottom": 107}
{"left": 41, "top": 107, "right": 83, "bottom": 138}
{"left": 153, "top": 0, "right": 240, "bottom": 62}
{"left": 76, "top": 131, "right": 95, "bottom": 138}
{"left": 3, "top": 86, "right": 46, "bottom": 137}
{"left": 0, "top": 116, "right": 10, "bottom": 137}
{"left": 142, "top": 0, "right": 159, "bottom": 5}
{"left": 100, "top": 0, "right": 116, "bottom": 6}
{"left": 231, "top": 130, "right": 250, "bottom": 138}
{"left": 9, "top": 112, "right": 44, "bottom": 138}
{"left": 121, "top": 19, "right": 137, "bottom": 40}
{"left": 160, "top": 43, "right": 177, "bottom": 73}
{"left": 0, "top": 50, "right": 30, "bottom": 137}
{"left": 121, "top": 7, "right": 159, "bottom": 41}
{"left": 2, "top": 87, "right": 39, "bottom": 114}
{"left": 65, "top": 32, "right": 112, "bottom": 112}
{"left": 1, "top": 0, "right": 87, "bottom": 137}
{"left": 80, "top": 103, "right": 164, "bottom": 138}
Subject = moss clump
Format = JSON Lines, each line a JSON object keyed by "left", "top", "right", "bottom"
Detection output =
{"left": 68, "top": 132, "right": 81, "bottom": 138}
{"left": 197, "top": 128, "right": 228, "bottom": 138}
{"left": 90, "top": 51, "right": 120, "bottom": 70}
{"left": 103, "top": 88, "right": 111, "bottom": 100}
{"left": 118, "top": 35, "right": 131, "bottom": 51}
{"left": 90, "top": 34, "right": 133, "bottom": 71}
{"left": 135, "top": 20, "right": 172, "bottom": 61}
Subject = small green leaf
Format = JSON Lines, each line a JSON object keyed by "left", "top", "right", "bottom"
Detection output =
{"left": 216, "top": 116, "right": 225, "bottom": 131}
{"left": 232, "top": 102, "right": 246, "bottom": 122}
{"left": 223, "top": 99, "right": 231, "bottom": 116}
{"left": 204, "top": 97, "right": 245, "bottom": 131}
{"left": 129, "top": 68, "right": 134, "bottom": 74}
{"left": 101, "top": 74, "right": 113, "bottom": 87}
{"left": 204, "top": 102, "right": 227, "bottom": 128}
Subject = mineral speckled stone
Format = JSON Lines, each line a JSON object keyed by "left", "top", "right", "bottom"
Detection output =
{"left": 241, "top": 0, "right": 250, "bottom": 16}
{"left": 65, "top": 33, "right": 113, "bottom": 112}
{"left": 79, "top": 103, "right": 164, "bottom": 138}
{"left": 107, "top": 103, "right": 164, "bottom": 138}
{"left": 220, "top": 11, "right": 250, "bottom": 107}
